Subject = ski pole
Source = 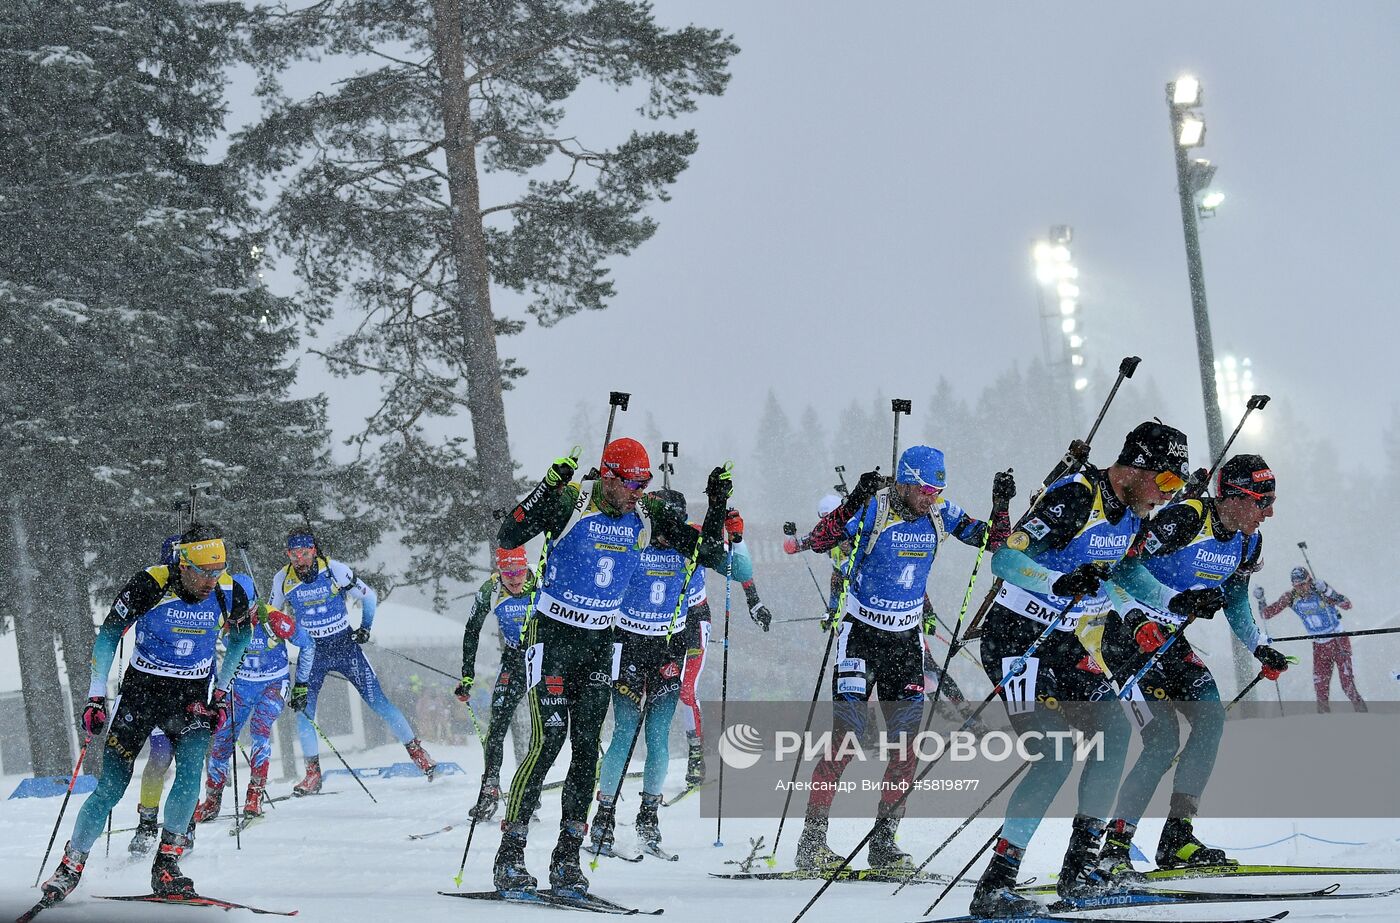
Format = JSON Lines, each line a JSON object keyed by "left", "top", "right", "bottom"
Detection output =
{"left": 768, "top": 494, "right": 878, "bottom": 864}
{"left": 1267, "top": 625, "right": 1400, "bottom": 643}
{"left": 1226, "top": 672, "right": 1266, "bottom": 713}
{"left": 894, "top": 765, "right": 1029, "bottom": 896}
{"left": 369, "top": 642, "right": 459, "bottom": 682}
{"left": 923, "top": 824, "right": 1003, "bottom": 915}
{"left": 231, "top": 710, "right": 242, "bottom": 850}
{"left": 34, "top": 732, "right": 94, "bottom": 886}
{"left": 790, "top": 589, "right": 1088, "bottom": 922}
{"left": 964, "top": 358, "right": 1140, "bottom": 641}
{"left": 304, "top": 713, "right": 378, "bottom": 803}
{"left": 451, "top": 814, "right": 482, "bottom": 887}
{"left": 784, "top": 522, "right": 831, "bottom": 610}
{"left": 891, "top": 398, "right": 911, "bottom": 474}
{"left": 1297, "top": 540, "right": 1319, "bottom": 582}
{"left": 660, "top": 440, "right": 678, "bottom": 490}
{"left": 714, "top": 541, "right": 734, "bottom": 848}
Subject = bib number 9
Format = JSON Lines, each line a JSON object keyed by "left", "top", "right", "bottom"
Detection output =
{"left": 174, "top": 638, "right": 196, "bottom": 658}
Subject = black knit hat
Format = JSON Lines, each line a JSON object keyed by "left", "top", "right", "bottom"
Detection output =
{"left": 1217, "top": 454, "right": 1275, "bottom": 498}
{"left": 1116, "top": 421, "right": 1190, "bottom": 479}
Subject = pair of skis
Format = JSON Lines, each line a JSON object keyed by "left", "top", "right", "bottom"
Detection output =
{"left": 441, "top": 888, "right": 662, "bottom": 915}
{"left": 595, "top": 841, "right": 679, "bottom": 863}
{"left": 18, "top": 891, "right": 298, "bottom": 921}
{"left": 711, "top": 866, "right": 954, "bottom": 886}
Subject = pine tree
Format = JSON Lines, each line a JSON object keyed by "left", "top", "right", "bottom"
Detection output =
{"left": 0, "top": 0, "right": 354, "bottom": 773}
{"left": 235, "top": 0, "right": 738, "bottom": 589}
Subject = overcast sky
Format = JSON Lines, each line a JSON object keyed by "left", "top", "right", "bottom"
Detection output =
{"left": 241, "top": 2, "right": 1400, "bottom": 485}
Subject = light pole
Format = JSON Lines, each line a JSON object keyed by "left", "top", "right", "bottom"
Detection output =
{"left": 1032, "top": 226, "right": 1087, "bottom": 431}
{"left": 1166, "top": 75, "right": 1226, "bottom": 461}
{"left": 1166, "top": 74, "right": 1255, "bottom": 695}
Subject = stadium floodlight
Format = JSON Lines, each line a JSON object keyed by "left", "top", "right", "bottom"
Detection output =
{"left": 1172, "top": 75, "right": 1201, "bottom": 107}
{"left": 1178, "top": 117, "right": 1205, "bottom": 147}
{"left": 1073, "top": 377, "right": 1089, "bottom": 391}
{"left": 1059, "top": 298, "right": 1076, "bottom": 316}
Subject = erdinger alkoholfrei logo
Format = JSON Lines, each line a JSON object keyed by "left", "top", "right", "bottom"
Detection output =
{"left": 718, "top": 723, "right": 764, "bottom": 769}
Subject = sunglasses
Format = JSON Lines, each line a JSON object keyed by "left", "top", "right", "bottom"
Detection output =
{"left": 615, "top": 476, "right": 652, "bottom": 490}
{"left": 500, "top": 567, "right": 530, "bottom": 579}
{"left": 1153, "top": 470, "right": 1186, "bottom": 493}
{"left": 914, "top": 484, "right": 944, "bottom": 497}
{"left": 182, "top": 557, "right": 227, "bottom": 579}
{"left": 1228, "top": 484, "right": 1276, "bottom": 510}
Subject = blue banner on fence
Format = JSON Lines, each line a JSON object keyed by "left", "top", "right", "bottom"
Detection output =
{"left": 10, "top": 775, "right": 98, "bottom": 800}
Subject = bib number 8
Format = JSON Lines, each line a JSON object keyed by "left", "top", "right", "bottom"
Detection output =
{"left": 649, "top": 580, "right": 667, "bottom": 606}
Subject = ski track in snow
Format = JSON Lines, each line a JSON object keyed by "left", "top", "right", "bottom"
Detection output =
{"left": 1, "top": 742, "right": 1397, "bottom": 922}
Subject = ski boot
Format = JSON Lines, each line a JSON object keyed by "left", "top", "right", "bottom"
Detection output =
{"left": 589, "top": 796, "right": 617, "bottom": 853}
{"left": 549, "top": 821, "right": 590, "bottom": 898}
{"left": 193, "top": 782, "right": 224, "bottom": 823}
{"left": 1156, "top": 815, "right": 1234, "bottom": 868}
{"left": 40, "top": 842, "right": 87, "bottom": 903}
{"left": 243, "top": 774, "right": 267, "bottom": 817}
{"left": 293, "top": 756, "right": 322, "bottom": 796}
{"left": 684, "top": 738, "right": 706, "bottom": 787}
{"left": 151, "top": 829, "right": 196, "bottom": 897}
{"left": 1056, "top": 814, "right": 1119, "bottom": 900}
{"left": 969, "top": 838, "right": 1041, "bottom": 918}
{"left": 128, "top": 805, "right": 160, "bottom": 857}
{"left": 493, "top": 822, "right": 537, "bottom": 893}
{"left": 794, "top": 814, "right": 843, "bottom": 871}
{"left": 406, "top": 738, "right": 437, "bottom": 780}
{"left": 1100, "top": 819, "right": 1148, "bottom": 886}
{"left": 867, "top": 815, "right": 914, "bottom": 872}
{"left": 636, "top": 792, "right": 663, "bottom": 850}
{"left": 469, "top": 777, "right": 501, "bottom": 823}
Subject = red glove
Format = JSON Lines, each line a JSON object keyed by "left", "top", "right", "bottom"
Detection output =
{"left": 207, "top": 689, "right": 231, "bottom": 734}
{"left": 725, "top": 508, "right": 744, "bottom": 542}
{"left": 263, "top": 606, "right": 296, "bottom": 640}
{"left": 783, "top": 536, "right": 799, "bottom": 555}
{"left": 1133, "top": 620, "right": 1170, "bottom": 653}
{"left": 81, "top": 696, "right": 108, "bottom": 736}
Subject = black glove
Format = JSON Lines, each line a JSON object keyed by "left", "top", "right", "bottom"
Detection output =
{"left": 704, "top": 464, "right": 734, "bottom": 503}
{"left": 991, "top": 469, "right": 1016, "bottom": 508}
{"left": 1252, "top": 585, "right": 1266, "bottom": 605}
{"left": 288, "top": 682, "right": 309, "bottom": 712}
{"left": 849, "top": 469, "right": 883, "bottom": 509}
{"left": 1183, "top": 466, "right": 1210, "bottom": 497}
{"left": 1167, "top": 587, "right": 1225, "bottom": 620}
{"left": 1253, "top": 643, "right": 1289, "bottom": 680}
{"left": 820, "top": 610, "right": 838, "bottom": 632}
{"left": 351, "top": 626, "right": 371, "bottom": 644}
{"left": 81, "top": 696, "right": 108, "bottom": 736}
{"left": 749, "top": 603, "right": 772, "bottom": 632}
{"left": 1051, "top": 563, "right": 1106, "bottom": 599}
{"left": 453, "top": 676, "right": 473, "bottom": 703}
{"left": 544, "top": 452, "right": 578, "bottom": 488}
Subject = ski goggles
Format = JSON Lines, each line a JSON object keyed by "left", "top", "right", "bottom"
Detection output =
{"left": 1153, "top": 470, "right": 1187, "bottom": 494}
{"left": 1226, "top": 483, "right": 1276, "bottom": 509}
{"left": 499, "top": 567, "right": 530, "bottom": 579}
{"left": 913, "top": 484, "right": 944, "bottom": 497}
{"left": 606, "top": 474, "right": 652, "bottom": 490}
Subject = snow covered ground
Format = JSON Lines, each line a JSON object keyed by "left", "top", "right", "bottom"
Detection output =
{"left": 1, "top": 740, "right": 1398, "bottom": 922}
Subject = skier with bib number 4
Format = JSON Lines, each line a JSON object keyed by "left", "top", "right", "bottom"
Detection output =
{"left": 38, "top": 525, "right": 253, "bottom": 905}
{"left": 491, "top": 438, "right": 735, "bottom": 899}
{"left": 787, "top": 446, "right": 1013, "bottom": 873}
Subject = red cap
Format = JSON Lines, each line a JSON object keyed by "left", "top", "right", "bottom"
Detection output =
{"left": 600, "top": 438, "right": 651, "bottom": 482}
{"left": 496, "top": 546, "right": 530, "bottom": 573}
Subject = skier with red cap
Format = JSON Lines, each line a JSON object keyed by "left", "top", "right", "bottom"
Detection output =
{"left": 491, "top": 437, "right": 735, "bottom": 900}
{"left": 455, "top": 546, "right": 537, "bottom": 821}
